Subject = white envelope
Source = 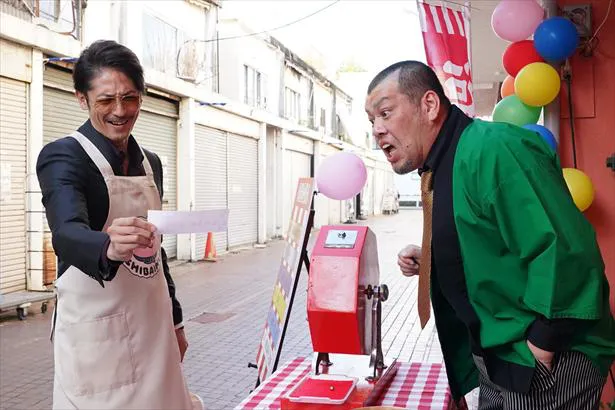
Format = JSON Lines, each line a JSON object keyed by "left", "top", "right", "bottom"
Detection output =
{"left": 147, "top": 209, "right": 229, "bottom": 234}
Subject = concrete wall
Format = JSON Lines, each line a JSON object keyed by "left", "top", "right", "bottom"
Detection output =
{"left": 217, "top": 19, "right": 283, "bottom": 114}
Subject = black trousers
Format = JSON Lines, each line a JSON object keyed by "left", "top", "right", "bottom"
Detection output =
{"left": 472, "top": 351, "right": 606, "bottom": 410}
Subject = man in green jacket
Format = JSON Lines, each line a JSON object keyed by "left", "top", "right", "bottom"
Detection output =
{"left": 365, "top": 60, "right": 615, "bottom": 409}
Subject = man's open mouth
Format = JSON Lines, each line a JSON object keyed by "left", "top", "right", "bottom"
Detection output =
{"left": 108, "top": 119, "right": 128, "bottom": 126}
{"left": 381, "top": 143, "right": 396, "bottom": 159}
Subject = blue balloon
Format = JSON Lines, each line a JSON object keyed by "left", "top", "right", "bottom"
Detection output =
{"left": 523, "top": 124, "right": 558, "bottom": 151}
{"left": 534, "top": 17, "right": 579, "bottom": 62}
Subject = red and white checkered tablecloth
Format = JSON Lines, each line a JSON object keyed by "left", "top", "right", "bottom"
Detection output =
{"left": 235, "top": 357, "right": 453, "bottom": 409}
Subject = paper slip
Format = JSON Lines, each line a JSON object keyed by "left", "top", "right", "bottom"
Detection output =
{"left": 147, "top": 209, "right": 229, "bottom": 234}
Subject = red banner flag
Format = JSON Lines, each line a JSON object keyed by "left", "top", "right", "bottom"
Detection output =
{"left": 418, "top": 1, "right": 475, "bottom": 117}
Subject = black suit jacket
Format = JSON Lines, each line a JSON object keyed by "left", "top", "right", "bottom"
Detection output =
{"left": 36, "top": 120, "right": 183, "bottom": 326}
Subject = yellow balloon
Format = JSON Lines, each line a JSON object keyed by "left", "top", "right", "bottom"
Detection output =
{"left": 514, "top": 62, "right": 561, "bottom": 107}
{"left": 562, "top": 168, "right": 595, "bottom": 212}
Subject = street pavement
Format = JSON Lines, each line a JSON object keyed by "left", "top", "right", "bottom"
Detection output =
{"left": 0, "top": 210, "right": 475, "bottom": 409}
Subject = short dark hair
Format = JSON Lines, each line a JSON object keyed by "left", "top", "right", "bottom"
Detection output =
{"left": 367, "top": 61, "right": 450, "bottom": 108}
{"left": 73, "top": 40, "right": 145, "bottom": 94}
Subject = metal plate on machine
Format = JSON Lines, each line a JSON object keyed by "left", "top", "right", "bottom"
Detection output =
{"left": 324, "top": 230, "right": 358, "bottom": 248}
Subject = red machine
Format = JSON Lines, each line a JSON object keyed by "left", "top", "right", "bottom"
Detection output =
{"left": 281, "top": 226, "right": 398, "bottom": 409}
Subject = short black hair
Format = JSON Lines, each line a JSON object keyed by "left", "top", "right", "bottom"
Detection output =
{"left": 367, "top": 61, "right": 450, "bottom": 108}
{"left": 73, "top": 40, "right": 145, "bottom": 94}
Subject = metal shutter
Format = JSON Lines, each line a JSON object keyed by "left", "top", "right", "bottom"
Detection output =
{"left": 42, "top": 68, "right": 89, "bottom": 283}
{"left": 43, "top": 65, "right": 74, "bottom": 90}
{"left": 227, "top": 133, "right": 258, "bottom": 248}
{"left": 374, "top": 168, "right": 385, "bottom": 215}
{"left": 314, "top": 145, "right": 340, "bottom": 228}
{"left": 0, "top": 76, "right": 28, "bottom": 293}
{"left": 364, "top": 167, "right": 375, "bottom": 215}
{"left": 42, "top": 83, "right": 89, "bottom": 145}
{"left": 314, "top": 154, "right": 329, "bottom": 229}
{"left": 194, "top": 125, "right": 228, "bottom": 257}
{"left": 328, "top": 193, "right": 341, "bottom": 224}
{"left": 282, "top": 150, "right": 311, "bottom": 234}
{"left": 132, "top": 95, "right": 178, "bottom": 258}
{"left": 315, "top": 145, "right": 342, "bottom": 226}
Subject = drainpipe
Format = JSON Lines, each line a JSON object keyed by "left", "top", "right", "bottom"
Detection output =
{"left": 542, "top": 0, "right": 561, "bottom": 144}
{"left": 215, "top": 8, "right": 220, "bottom": 93}
{"left": 118, "top": 1, "right": 128, "bottom": 45}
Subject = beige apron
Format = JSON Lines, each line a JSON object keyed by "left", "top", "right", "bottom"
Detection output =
{"left": 52, "top": 131, "right": 201, "bottom": 410}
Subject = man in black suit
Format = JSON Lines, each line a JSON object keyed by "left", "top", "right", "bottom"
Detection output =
{"left": 37, "top": 40, "right": 200, "bottom": 409}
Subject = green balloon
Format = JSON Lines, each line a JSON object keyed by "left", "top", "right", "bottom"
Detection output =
{"left": 492, "top": 95, "right": 542, "bottom": 126}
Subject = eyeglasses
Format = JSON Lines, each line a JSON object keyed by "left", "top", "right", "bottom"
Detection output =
{"left": 92, "top": 95, "right": 142, "bottom": 113}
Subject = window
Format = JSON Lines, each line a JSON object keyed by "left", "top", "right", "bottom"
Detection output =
{"left": 336, "top": 115, "right": 344, "bottom": 140}
{"left": 243, "top": 65, "right": 267, "bottom": 108}
{"left": 30, "top": 0, "right": 78, "bottom": 33}
{"left": 284, "top": 87, "right": 301, "bottom": 120}
{"left": 308, "top": 82, "right": 315, "bottom": 129}
{"left": 37, "top": 0, "right": 60, "bottom": 21}
{"left": 143, "top": 13, "right": 185, "bottom": 75}
{"left": 320, "top": 108, "right": 326, "bottom": 128}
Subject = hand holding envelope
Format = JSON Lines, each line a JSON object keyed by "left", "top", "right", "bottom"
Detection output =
{"left": 147, "top": 209, "right": 229, "bottom": 234}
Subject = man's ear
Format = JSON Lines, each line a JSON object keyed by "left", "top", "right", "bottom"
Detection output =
{"left": 75, "top": 91, "right": 89, "bottom": 111}
{"left": 422, "top": 90, "right": 441, "bottom": 122}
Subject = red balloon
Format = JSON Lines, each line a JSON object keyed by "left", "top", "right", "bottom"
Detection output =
{"left": 502, "top": 40, "right": 544, "bottom": 77}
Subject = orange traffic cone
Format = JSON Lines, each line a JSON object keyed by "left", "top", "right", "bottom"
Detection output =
{"left": 204, "top": 232, "right": 217, "bottom": 262}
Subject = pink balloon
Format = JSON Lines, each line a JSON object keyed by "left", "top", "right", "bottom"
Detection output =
{"left": 491, "top": 0, "right": 544, "bottom": 42}
{"left": 316, "top": 152, "right": 367, "bottom": 201}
